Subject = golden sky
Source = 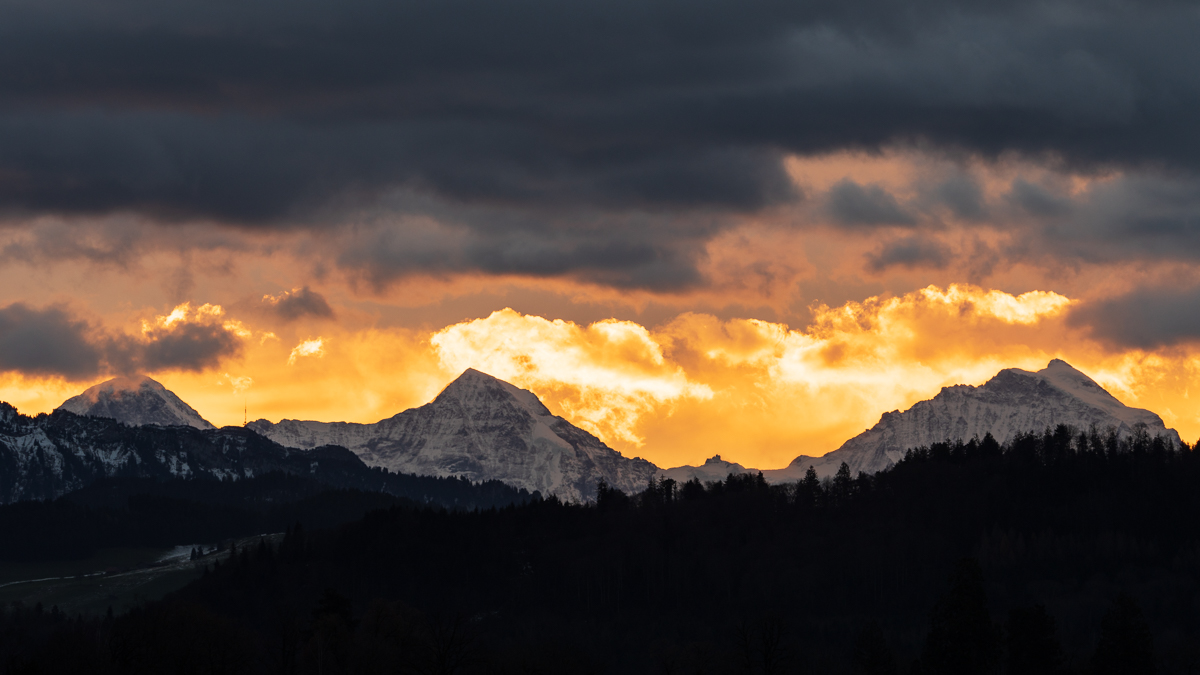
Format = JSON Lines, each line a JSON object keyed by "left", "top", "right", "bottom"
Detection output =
{"left": 4, "top": 150, "right": 1200, "bottom": 469}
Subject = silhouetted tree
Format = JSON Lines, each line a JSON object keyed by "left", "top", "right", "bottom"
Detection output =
{"left": 833, "top": 462, "right": 854, "bottom": 505}
{"left": 921, "top": 558, "right": 999, "bottom": 675}
{"left": 852, "top": 622, "right": 897, "bottom": 675}
{"left": 1006, "top": 604, "right": 1062, "bottom": 675}
{"left": 680, "top": 477, "right": 706, "bottom": 501}
{"left": 797, "top": 466, "right": 822, "bottom": 508}
{"left": 597, "top": 478, "right": 631, "bottom": 512}
{"left": 1093, "top": 594, "right": 1156, "bottom": 675}
{"left": 980, "top": 432, "right": 1001, "bottom": 458}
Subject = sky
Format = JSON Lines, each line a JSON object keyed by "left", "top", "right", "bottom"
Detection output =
{"left": 3, "top": 0, "right": 1200, "bottom": 469}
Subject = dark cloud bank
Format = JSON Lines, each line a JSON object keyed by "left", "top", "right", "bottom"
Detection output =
{"left": 3, "top": 0, "right": 1200, "bottom": 316}
{"left": 1070, "top": 286, "right": 1200, "bottom": 350}
{"left": 0, "top": 303, "right": 242, "bottom": 379}
{"left": 2, "top": 0, "right": 1198, "bottom": 218}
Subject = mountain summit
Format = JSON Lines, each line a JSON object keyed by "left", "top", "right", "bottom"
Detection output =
{"left": 57, "top": 375, "right": 215, "bottom": 430}
{"left": 248, "top": 368, "right": 658, "bottom": 501}
{"left": 772, "top": 359, "right": 1182, "bottom": 479}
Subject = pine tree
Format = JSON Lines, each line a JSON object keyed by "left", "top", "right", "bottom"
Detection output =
{"left": 834, "top": 462, "right": 854, "bottom": 505}
{"left": 920, "top": 559, "right": 999, "bottom": 675}
{"left": 852, "top": 622, "right": 897, "bottom": 675}
{"left": 1093, "top": 594, "right": 1156, "bottom": 675}
{"left": 798, "top": 466, "right": 822, "bottom": 507}
{"left": 1007, "top": 605, "right": 1062, "bottom": 675}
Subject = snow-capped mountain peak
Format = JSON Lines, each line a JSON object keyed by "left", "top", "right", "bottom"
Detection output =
{"left": 57, "top": 375, "right": 215, "bottom": 430}
{"left": 248, "top": 368, "right": 658, "bottom": 501}
{"left": 1016, "top": 358, "right": 1127, "bottom": 419}
{"left": 434, "top": 368, "right": 554, "bottom": 418}
{"left": 769, "top": 359, "right": 1181, "bottom": 481}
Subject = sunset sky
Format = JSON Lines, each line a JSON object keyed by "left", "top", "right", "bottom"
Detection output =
{"left": 3, "top": 0, "right": 1200, "bottom": 469}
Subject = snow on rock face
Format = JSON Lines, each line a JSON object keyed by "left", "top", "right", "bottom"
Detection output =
{"left": 57, "top": 375, "right": 215, "bottom": 430}
{"left": 248, "top": 368, "right": 658, "bottom": 502}
{"left": 770, "top": 359, "right": 1183, "bottom": 481}
{"left": 0, "top": 407, "right": 380, "bottom": 504}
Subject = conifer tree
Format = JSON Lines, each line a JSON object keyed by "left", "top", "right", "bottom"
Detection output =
{"left": 1006, "top": 605, "right": 1062, "bottom": 675}
{"left": 852, "top": 622, "right": 897, "bottom": 675}
{"left": 834, "top": 462, "right": 854, "bottom": 504}
{"left": 1093, "top": 594, "right": 1156, "bottom": 675}
{"left": 920, "top": 559, "right": 999, "bottom": 675}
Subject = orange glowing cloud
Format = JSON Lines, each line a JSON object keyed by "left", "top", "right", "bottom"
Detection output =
{"left": 6, "top": 283, "right": 1200, "bottom": 473}
{"left": 406, "top": 284, "right": 1200, "bottom": 468}
{"left": 287, "top": 338, "right": 326, "bottom": 365}
{"left": 431, "top": 309, "right": 713, "bottom": 445}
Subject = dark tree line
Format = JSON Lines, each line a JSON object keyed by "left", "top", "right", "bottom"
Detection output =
{"left": 0, "top": 471, "right": 537, "bottom": 562}
{"left": 2, "top": 425, "right": 1198, "bottom": 673}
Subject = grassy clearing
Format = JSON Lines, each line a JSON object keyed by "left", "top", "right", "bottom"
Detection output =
{"left": 0, "top": 547, "right": 170, "bottom": 585}
{"left": 0, "top": 534, "right": 281, "bottom": 616}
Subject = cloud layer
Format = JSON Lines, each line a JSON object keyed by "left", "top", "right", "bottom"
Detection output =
{"left": 1, "top": 0, "right": 1200, "bottom": 296}
{"left": 0, "top": 302, "right": 244, "bottom": 380}
{"left": 3, "top": 0, "right": 1200, "bottom": 462}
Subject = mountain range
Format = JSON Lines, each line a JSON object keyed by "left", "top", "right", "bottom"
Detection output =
{"left": 0, "top": 401, "right": 536, "bottom": 506}
{"left": 662, "top": 359, "right": 1181, "bottom": 482}
{"left": 765, "top": 359, "right": 1182, "bottom": 479}
{"left": 0, "top": 358, "right": 1184, "bottom": 504}
{"left": 0, "top": 401, "right": 366, "bottom": 504}
{"left": 247, "top": 368, "right": 659, "bottom": 503}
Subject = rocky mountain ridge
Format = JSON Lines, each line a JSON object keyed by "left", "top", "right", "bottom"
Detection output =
{"left": 0, "top": 403, "right": 371, "bottom": 504}
{"left": 764, "top": 359, "right": 1182, "bottom": 480}
{"left": 24, "top": 359, "right": 1186, "bottom": 502}
{"left": 0, "top": 403, "right": 537, "bottom": 506}
{"left": 57, "top": 375, "right": 215, "bottom": 430}
{"left": 249, "top": 369, "right": 658, "bottom": 502}
{"left": 657, "top": 360, "right": 1184, "bottom": 483}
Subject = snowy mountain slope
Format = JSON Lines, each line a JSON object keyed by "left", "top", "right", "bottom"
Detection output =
{"left": 57, "top": 375, "right": 215, "bottom": 430}
{"left": 768, "top": 359, "right": 1183, "bottom": 480}
{"left": 0, "top": 401, "right": 431, "bottom": 504}
{"left": 248, "top": 369, "right": 659, "bottom": 502}
{"left": 0, "top": 406, "right": 330, "bottom": 503}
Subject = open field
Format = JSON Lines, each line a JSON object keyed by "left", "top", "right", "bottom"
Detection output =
{"left": 0, "top": 534, "right": 282, "bottom": 616}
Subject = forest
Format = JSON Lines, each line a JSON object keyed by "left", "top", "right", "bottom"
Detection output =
{"left": 1, "top": 424, "right": 1197, "bottom": 674}
{"left": 0, "top": 471, "right": 537, "bottom": 561}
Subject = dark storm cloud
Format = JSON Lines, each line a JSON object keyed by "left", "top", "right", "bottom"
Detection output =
{"left": 263, "top": 287, "right": 335, "bottom": 322}
{"left": 138, "top": 322, "right": 243, "bottom": 372}
{"left": 867, "top": 236, "right": 952, "bottom": 271}
{"left": 0, "top": 304, "right": 104, "bottom": 378}
{"left": 1018, "top": 173, "right": 1200, "bottom": 264}
{"left": 827, "top": 180, "right": 916, "bottom": 227}
{"left": 1007, "top": 180, "right": 1072, "bottom": 218}
{"left": 1, "top": 0, "right": 1199, "bottom": 222}
{"left": 934, "top": 176, "right": 987, "bottom": 221}
{"left": 337, "top": 216, "right": 706, "bottom": 291}
{"left": 0, "top": 302, "right": 244, "bottom": 379}
{"left": 1069, "top": 286, "right": 1200, "bottom": 349}
{"left": 3, "top": 0, "right": 1200, "bottom": 287}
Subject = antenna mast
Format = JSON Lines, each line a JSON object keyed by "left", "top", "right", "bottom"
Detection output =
{"left": 244, "top": 399, "right": 247, "bottom": 426}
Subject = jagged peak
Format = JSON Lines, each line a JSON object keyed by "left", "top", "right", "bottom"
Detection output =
{"left": 439, "top": 368, "right": 514, "bottom": 395}
{"left": 997, "top": 358, "right": 1086, "bottom": 381}
{"left": 57, "top": 374, "right": 215, "bottom": 430}
{"left": 990, "top": 359, "right": 1122, "bottom": 407}
{"left": 60, "top": 374, "right": 167, "bottom": 405}
{"left": 1044, "top": 357, "right": 1077, "bottom": 371}
{"left": 86, "top": 374, "right": 163, "bottom": 395}
{"left": 704, "top": 454, "right": 724, "bottom": 465}
{"left": 435, "top": 368, "right": 552, "bottom": 417}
